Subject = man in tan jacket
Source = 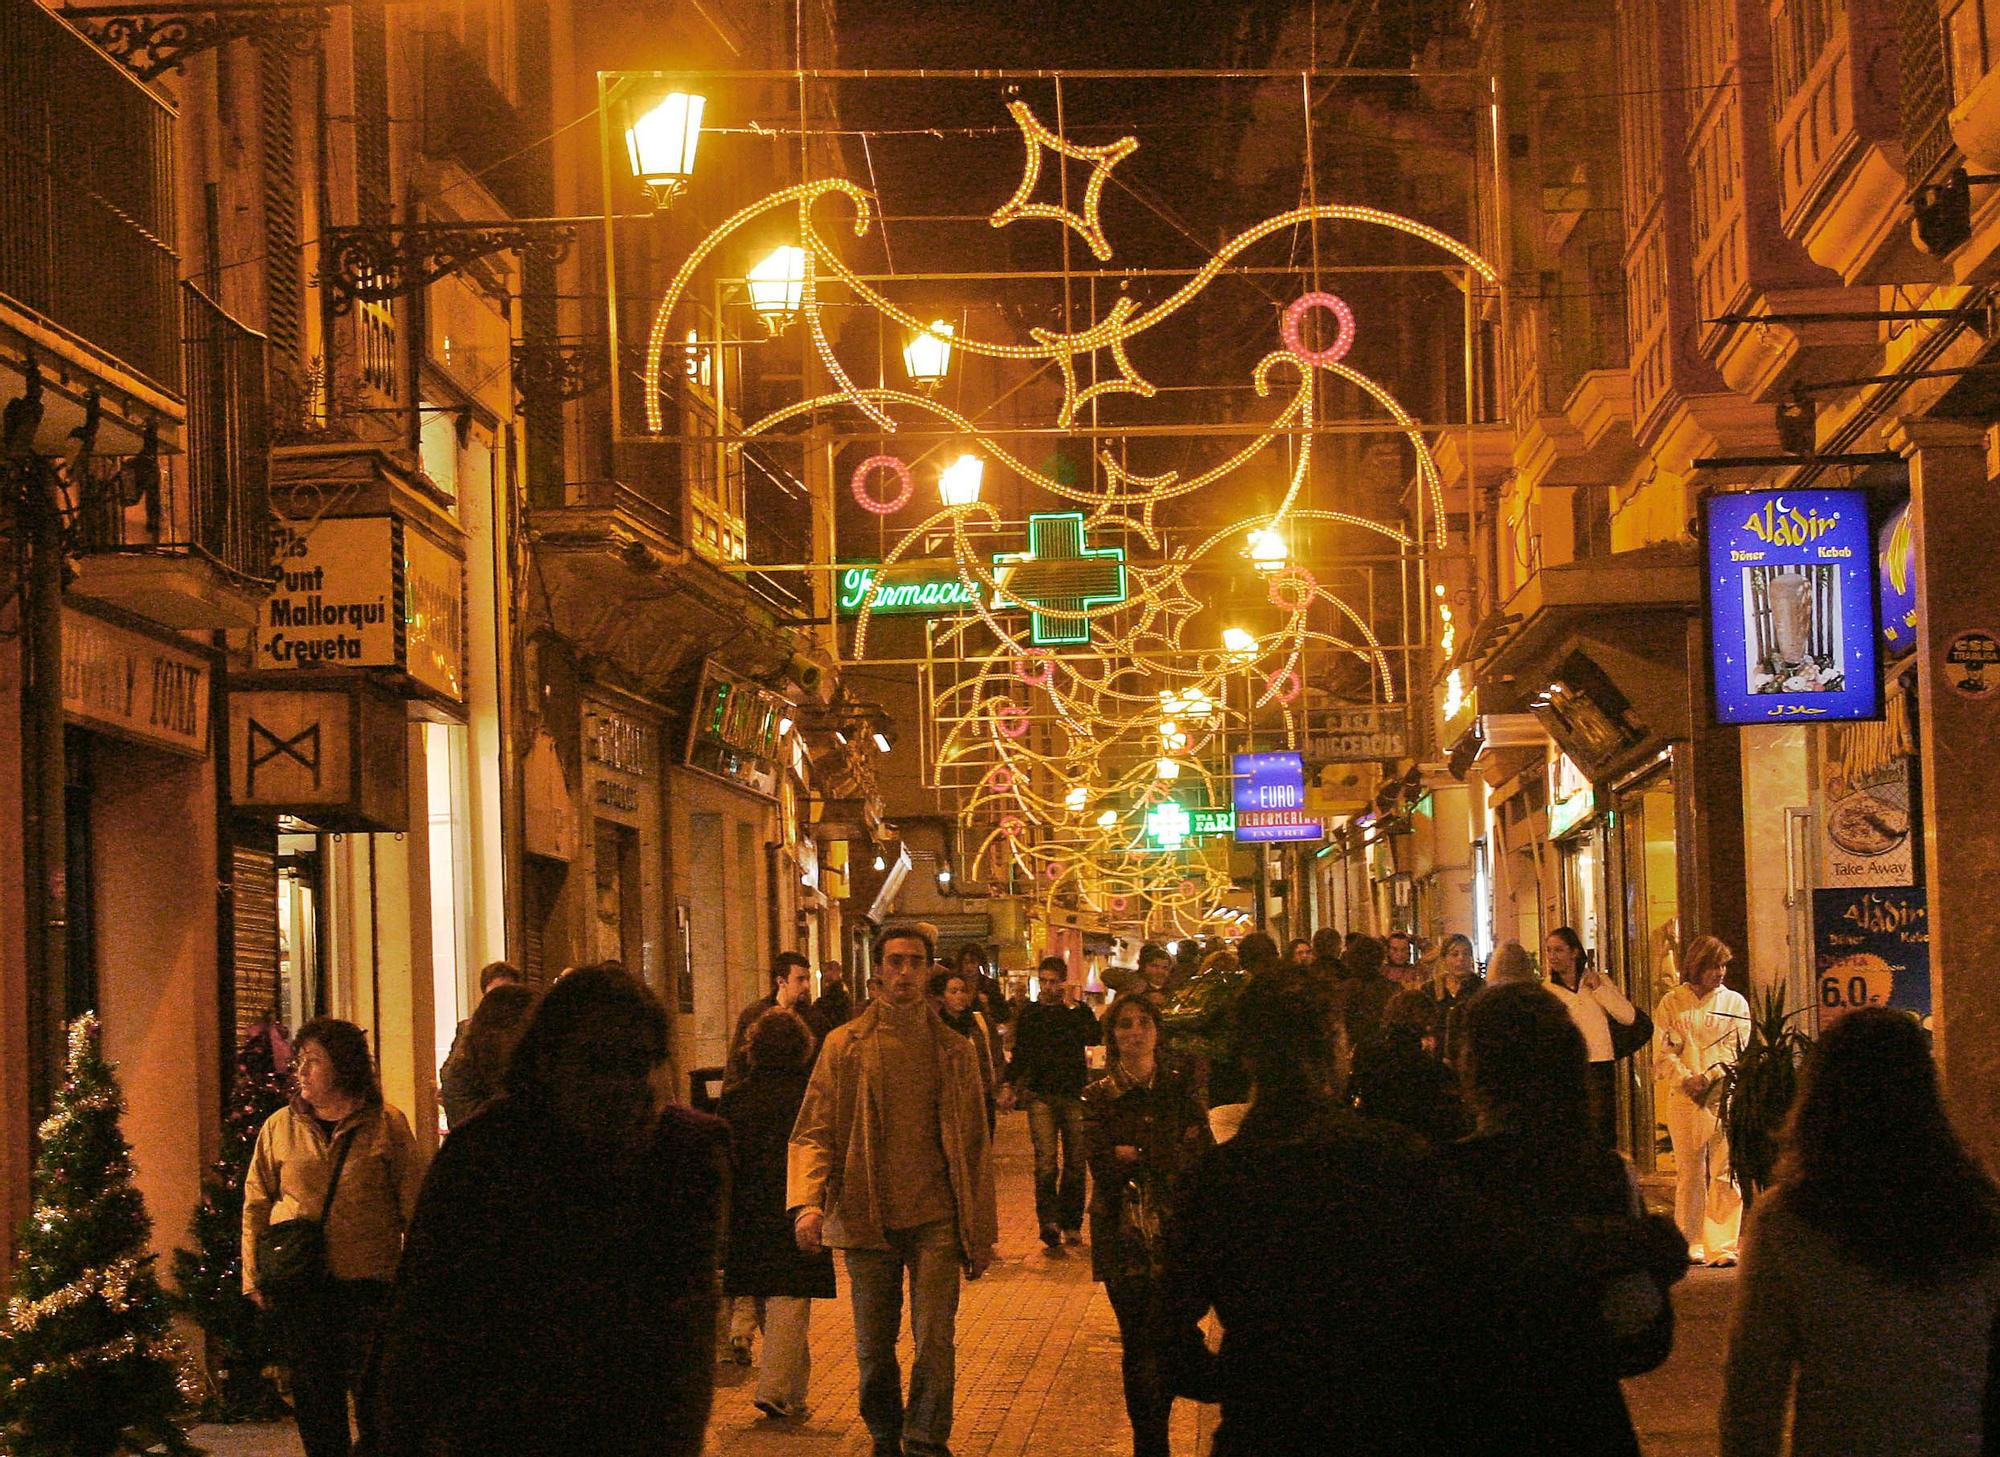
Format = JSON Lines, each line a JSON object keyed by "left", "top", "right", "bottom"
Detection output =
{"left": 790, "top": 923, "right": 998, "bottom": 1457}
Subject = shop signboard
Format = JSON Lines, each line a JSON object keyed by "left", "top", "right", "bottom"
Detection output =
{"left": 1547, "top": 752, "right": 1595, "bottom": 839}
{"left": 62, "top": 607, "right": 211, "bottom": 756}
{"left": 226, "top": 679, "right": 409, "bottom": 831}
{"left": 1306, "top": 704, "right": 1409, "bottom": 762}
{"left": 1817, "top": 719, "right": 1914, "bottom": 888}
{"left": 835, "top": 564, "right": 982, "bottom": 615}
{"left": 1877, "top": 503, "right": 1918, "bottom": 660}
{"left": 585, "top": 700, "right": 659, "bottom": 824}
{"left": 1231, "top": 750, "right": 1323, "bottom": 843}
{"left": 257, "top": 518, "right": 398, "bottom": 671}
{"left": 1811, "top": 886, "right": 1929, "bottom": 1024}
{"left": 1704, "top": 489, "right": 1881, "bottom": 725}
{"left": 684, "top": 659, "right": 788, "bottom": 798}
{"left": 402, "top": 528, "right": 465, "bottom": 702}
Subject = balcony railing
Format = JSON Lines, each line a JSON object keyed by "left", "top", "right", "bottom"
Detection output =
{"left": 0, "top": 0, "right": 178, "bottom": 392}
{"left": 74, "top": 285, "right": 271, "bottom": 581}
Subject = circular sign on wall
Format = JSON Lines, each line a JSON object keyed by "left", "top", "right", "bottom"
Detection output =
{"left": 1944, "top": 629, "right": 2000, "bottom": 700}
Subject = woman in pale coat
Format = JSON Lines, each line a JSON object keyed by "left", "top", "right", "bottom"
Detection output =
{"left": 243, "top": 1018, "right": 424, "bottom": 1457}
{"left": 1721, "top": 1007, "right": 2000, "bottom": 1456}
{"left": 1654, "top": 934, "right": 1750, "bottom": 1265}
{"left": 1541, "top": 926, "right": 1639, "bottom": 1147}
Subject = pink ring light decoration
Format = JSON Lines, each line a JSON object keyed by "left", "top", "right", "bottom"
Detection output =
{"left": 1268, "top": 566, "right": 1318, "bottom": 612}
{"left": 1177, "top": 879, "right": 1199, "bottom": 899}
{"left": 1265, "top": 668, "right": 1303, "bottom": 704}
{"left": 1281, "top": 292, "right": 1356, "bottom": 367}
{"left": 1001, "top": 815, "right": 1025, "bottom": 838}
{"left": 1044, "top": 861, "right": 1063, "bottom": 881}
{"left": 1014, "top": 649, "right": 1055, "bottom": 687}
{"left": 987, "top": 767, "right": 1015, "bottom": 791}
{"left": 849, "top": 454, "right": 914, "bottom": 514}
{"left": 1109, "top": 895, "right": 1130, "bottom": 914}
{"left": 995, "top": 703, "right": 1029, "bottom": 739}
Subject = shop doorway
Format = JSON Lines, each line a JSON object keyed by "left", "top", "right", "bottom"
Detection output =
{"left": 1611, "top": 761, "right": 1681, "bottom": 1173}
{"left": 275, "top": 830, "right": 324, "bottom": 1031}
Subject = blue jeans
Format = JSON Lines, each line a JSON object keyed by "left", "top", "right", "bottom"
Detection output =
{"left": 1026, "top": 1092, "right": 1088, "bottom": 1231}
{"left": 843, "top": 1219, "right": 962, "bottom": 1456}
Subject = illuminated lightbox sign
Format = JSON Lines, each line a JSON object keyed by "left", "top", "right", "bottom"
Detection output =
{"left": 1705, "top": 489, "right": 1881, "bottom": 726}
{"left": 1231, "top": 750, "right": 1324, "bottom": 843}
{"left": 836, "top": 565, "right": 981, "bottom": 615}
{"left": 1877, "top": 503, "right": 1918, "bottom": 659}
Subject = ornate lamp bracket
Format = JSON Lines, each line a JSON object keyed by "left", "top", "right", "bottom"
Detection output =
{"left": 512, "top": 338, "right": 611, "bottom": 407}
{"left": 59, "top": 1, "right": 332, "bottom": 82}
{"left": 321, "top": 221, "right": 579, "bottom": 316}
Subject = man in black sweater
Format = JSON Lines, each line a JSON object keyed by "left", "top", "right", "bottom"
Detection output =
{"left": 1003, "top": 955, "right": 1103, "bottom": 1247}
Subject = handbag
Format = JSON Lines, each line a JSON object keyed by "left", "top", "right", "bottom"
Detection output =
{"left": 1610, "top": 1005, "right": 1655, "bottom": 1061}
{"left": 254, "top": 1122, "right": 355, "bottom": 1304}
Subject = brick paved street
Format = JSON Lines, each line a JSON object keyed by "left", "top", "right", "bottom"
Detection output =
{"left": 192, "top": 1115, "right": 1731, "bottom": 1457}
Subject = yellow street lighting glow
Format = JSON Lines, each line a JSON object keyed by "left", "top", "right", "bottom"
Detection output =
{"left": 1155, "top": 757, "right": 1181, "bottom": 780}
{"left": 1096, "top": 809, "right": 1118, "bottom": 828}
{"left": 624, "top": 91, "right": 704, "bottom": 201}
{"left": 1246, "top": 527, "right": 1288, "bottom": 570}
{"left": 1222, "top": 626, "right": 1258, "bottom": 662}
{"left": 747, "top": 245, "right": 807, "bottom": 320}
{"left": 903, "top": 320, "right": 955, "bottom": 386}
{"left": 938, "top": 454, "right": 985, "bottom": 506}
{"left": 1065, "top": 785, "right": 1088, "bottom": 810}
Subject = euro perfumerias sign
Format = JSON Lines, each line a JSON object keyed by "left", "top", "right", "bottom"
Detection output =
{"left": 836, "top": 564, "right": 981, "bottom": 615}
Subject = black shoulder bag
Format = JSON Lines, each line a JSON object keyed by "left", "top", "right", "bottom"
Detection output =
{"left": 1610, "top": 1005, "right": 1655, "bottom": 1061}
{"left": 255, "top": 1123, "right": 356, "bottom": 1304}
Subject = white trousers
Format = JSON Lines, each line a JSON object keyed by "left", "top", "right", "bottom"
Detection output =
{"left": 755, "top": 1295, "right": 813, "bottom": 1410}
{"left": 1664, "top": 1090, "right": 1742, "bottom": 1261}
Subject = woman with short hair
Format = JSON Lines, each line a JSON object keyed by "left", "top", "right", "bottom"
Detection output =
{"left": 1654, "top": 934, "right": 1750, "bottom": 1265}
{"left": 1721, "top": 1008, "right": 2000, "bottom": 1457}
{"left": 242, "top": 1018, "right": 424, "bottom": 1457}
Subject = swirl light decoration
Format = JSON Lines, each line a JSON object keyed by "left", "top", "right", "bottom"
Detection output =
{"left": 639, "top": 102, "right": 1495, "bottom": 935}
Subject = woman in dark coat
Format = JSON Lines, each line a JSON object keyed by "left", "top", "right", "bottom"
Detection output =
{"left": 370, "top": 964, "right": 728, "bottom": 1457}
{"left": 1441, "top": 982, "right": 1680, "bottom": 1457}
{"left": 716, "top": 1007, "right": 836, "bottom": 1420}
{"left": 1083, "top": 995, "right": 1213, "bottom": 1457}
{"left": 1347, "top": 989, "right": 1470, "bottom": 1148}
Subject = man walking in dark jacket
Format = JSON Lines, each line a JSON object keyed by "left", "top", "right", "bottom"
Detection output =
{"left": 1004, "top": 954, "right": 1103, "bottom": 1247}
{"left": 726, "top": 952, "right": 813, "bottom": 1090}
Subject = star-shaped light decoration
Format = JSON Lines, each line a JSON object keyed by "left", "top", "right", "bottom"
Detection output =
{"left": 989, "top": 100, "right": 1138, "bottom": 263}
{"left": 1033, "top": 296, "right": 1158, "bottom": 427}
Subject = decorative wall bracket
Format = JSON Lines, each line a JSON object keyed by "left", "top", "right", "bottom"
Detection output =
{"left": 322, "top": 221, "right": 579, "bottom": 316}
{"left": 59, "top": 1, "right": 332, "bottom": 82}
{"left": 512, "top": 337, "right": 610, "bottom": 407}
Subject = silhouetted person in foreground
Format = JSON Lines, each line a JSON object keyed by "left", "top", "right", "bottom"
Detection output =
{"left": 372, "top": 964, "right": 728, "bottom": 1457}
{"left": 1722, "top": 1007, "right": 2000, "bottom": 1457}
{"left": 1164, "top": 970, "right": 1451, "bottom": 1455}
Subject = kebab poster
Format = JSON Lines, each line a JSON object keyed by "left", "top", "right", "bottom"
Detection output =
{"left": 1817, "top": 701, "right": 1914, "bottom": 888}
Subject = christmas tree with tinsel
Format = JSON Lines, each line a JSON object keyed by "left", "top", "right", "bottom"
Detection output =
{"left": 0, "top": 1014, "right": 199, "bottom": 1456}
{"left": 171, "top": 1028, "right": 291, "bottom": 1420}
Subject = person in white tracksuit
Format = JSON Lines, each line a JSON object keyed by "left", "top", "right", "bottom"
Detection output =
{"left": 1654, "top": 935, "right": 1750, "bottom": 1265}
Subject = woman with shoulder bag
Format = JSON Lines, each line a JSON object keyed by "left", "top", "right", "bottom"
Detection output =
{"left": 1543, "top": 928, "right": 1645, "bottom": 1147}
{"left": 242, "top": 1018, "right": 425, "bottom": 1457}
{"left": 1083, "top": 995, "right": 1214, "bottom": 1457}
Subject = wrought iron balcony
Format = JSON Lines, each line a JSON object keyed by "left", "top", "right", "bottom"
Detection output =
{"left": 0, "top": 0, "right": 178, "bottom": 393}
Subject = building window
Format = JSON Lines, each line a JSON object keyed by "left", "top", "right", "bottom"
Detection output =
{"left": 1947, "top": 0, "right": 1993, "bottom": 102}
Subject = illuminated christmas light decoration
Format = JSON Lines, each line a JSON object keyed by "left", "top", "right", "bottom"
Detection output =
{"left": 1265, "top": 667, "right": 1303, "bottom": 704}
{"left": 903, "top": 319, "right": 955, "bottom": 386}
{"left": 1268, "top": 566, "right": 1319, "bottom": 613}
{"left": 1222, "top": 627, "right": 1258, "bottom": 663}
{"left": 995, "top": 702, "right": 1030, "bottom": 738}
{"left": 988, "top": 99, "right": 1138, "bottom": 263}
{"left": 1246, "top": 527, "right": 1288, "bottom": 571}
{"left": 1280, "top": 291, "right": 1357, "bottom": 367}
{"left": 939, "top": 454, "right": 985, "bottom": 507}
{"left": 1016, "top": 649, "right": 1056, "bottom": 687}
{"left": 1065, "top": 785, "right": 1089, "bottom": 811}
{"left": 849, "top": 455, "right": 914, "bottom": 514}
{"left": 1096, "top": 809, "right": 1119, "bottom": 828}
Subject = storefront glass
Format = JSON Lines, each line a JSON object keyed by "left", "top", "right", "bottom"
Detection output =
{"left": 1612, "top": 762, "right": 1679, "bottom": 1173}
{"left": 425, "top": 721, "right": 473, "bottom": 1075}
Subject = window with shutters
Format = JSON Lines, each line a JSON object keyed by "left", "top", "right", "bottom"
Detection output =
{"left": 259, "top": 48, "right": 306, "bottom": 415}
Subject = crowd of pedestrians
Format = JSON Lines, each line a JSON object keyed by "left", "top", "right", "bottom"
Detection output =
{"left": 230, "top": 920, "right": 2000, "bottom": 1457}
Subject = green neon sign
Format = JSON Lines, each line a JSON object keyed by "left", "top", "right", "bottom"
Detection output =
{"left": 836, "top": 566, "right": 981, "bottom": 615}
{"left": 1145, "top": 802, "right": 1234, "bottom": 848}
{"left": 991, "top": 512, "right": 1128, "bottom": 646}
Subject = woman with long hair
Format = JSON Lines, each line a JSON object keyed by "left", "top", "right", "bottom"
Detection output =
{"left": 1654, "top": 934, "right": 1750, "bottom": 1265}
{"left": 1721, "top": 1008, "right": 2000, "bottom": 1456}
{"left": 1442, "top": 983, "right": 1672, "bottom": 1457}
{"left": 439, "top": 982, "right": 538, "bottom": 1130}
{"left": 1430, "top": 932, "right": 1485, "bottom": 1066}
{"left": 1083, "top": 994, "right": 1212, "bottom": 1457}
{"left": 1540, "top": 926, "right": 1639, "bottom": 1146}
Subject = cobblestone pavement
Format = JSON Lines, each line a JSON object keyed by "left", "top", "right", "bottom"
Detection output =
{"left": 192, "top": 1116, "right": 1731, "bottom": 1457}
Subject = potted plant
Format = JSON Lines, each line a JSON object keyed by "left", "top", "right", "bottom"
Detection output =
{"left": 1717, "top": 986, "right": 1814, "bottom": 1209}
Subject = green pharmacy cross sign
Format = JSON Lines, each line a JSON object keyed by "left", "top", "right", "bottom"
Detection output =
{"left": 991, "top": 512, "right": 1129, "bottom": 646}
{"left": 1145, "top": 802, "right": 1235, "bottom": 849}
